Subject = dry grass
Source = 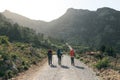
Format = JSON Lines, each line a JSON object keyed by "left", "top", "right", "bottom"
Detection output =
{"left": 79, "top": 54, "right": 120, "bottom": 80}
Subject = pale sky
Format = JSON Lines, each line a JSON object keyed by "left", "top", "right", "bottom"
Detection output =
{"left": 0, "top": 0, "right": 120, "bottom": 22}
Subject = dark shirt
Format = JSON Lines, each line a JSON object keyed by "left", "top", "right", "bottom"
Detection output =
{"left": 57, "top": 49, "right": 62, "bottom": 57}
{"left": 48, "top": 50, "right": 52, "bottom": 57}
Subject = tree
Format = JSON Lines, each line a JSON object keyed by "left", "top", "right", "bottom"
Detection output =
{"left": 106, "top": 47, "right": 116, "bottom": 57}
{"left": 100, "top": 45, "right": 106, "bottom": 53}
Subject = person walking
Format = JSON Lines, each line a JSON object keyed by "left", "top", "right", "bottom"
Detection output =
{"left": 47, "top": 49, "right": 53, "bottom": 66}
{"left": 57, "top": 49, "right": 62, "bottom": 65}
{"left": 66, "top": 43, "right": 75, "bottom": 66}
{"left": 70, "top": 49, "right": 75, "bottom": 66}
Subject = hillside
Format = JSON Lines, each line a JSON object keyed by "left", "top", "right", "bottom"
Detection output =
{"left": 47, "top": 7, "right": 120, "bottom": 52}
{"left": 2, "top": 7, "right": 120, "bottom": 52}
{"left": 0, "top": 13, "right": 62, "bottom": 48}
{"left": 0, "top": 11, "right": 63, "bottom": 79}
{"left": 0, "top": 36, "right": 46, "bottom": 79}
{"left": 2, "top": 10, "right": 48, "bottom": 33}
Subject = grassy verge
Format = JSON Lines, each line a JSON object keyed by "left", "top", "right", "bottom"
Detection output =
{"left": 75, "top": 53, "right": 120, "bottom": 80}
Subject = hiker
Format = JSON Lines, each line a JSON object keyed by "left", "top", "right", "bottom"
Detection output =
{"left": 47, "top": 49, "right": 53, "bottom": 65}
{"left": 57, "top": 49, "right": 62, "bottom": 65}
{"left": 66, "top": 43, "right": 75, "bottom": 66}
{"left": 70, "top": 49, "right": 75, "bottom": 66}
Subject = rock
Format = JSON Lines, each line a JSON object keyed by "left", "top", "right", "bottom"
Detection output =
{"left": 96, "top": 72, "right": 100, "bottom": 76}
{"left": 5, "top": 60, "right": 11, "bottom": 64}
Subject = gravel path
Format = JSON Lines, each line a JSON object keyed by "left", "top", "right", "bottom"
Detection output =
{"left": 15, "top": 55, "right": 100, "bottom": 80}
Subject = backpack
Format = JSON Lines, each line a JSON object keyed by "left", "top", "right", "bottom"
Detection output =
{"left": 57, "top": 49, "right": 62, "bottom": 57}
{"left": 48, "top": 50, "right": 52, "bottom": 56}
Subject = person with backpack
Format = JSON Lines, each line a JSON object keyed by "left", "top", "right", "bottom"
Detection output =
{"left": 70, "top": 49, "right": 75, "bottom": 66}
{"left": 66, "top": 43, "right": 75, "bottom": 66}
{"left": 57, "top": 49, "right": 62, "bottom": 65}
{"left": 47, "top": 49, "right": 53, "bottom": 66}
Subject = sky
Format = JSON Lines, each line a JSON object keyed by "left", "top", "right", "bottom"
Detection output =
{"left": 0, "top": 0, "right": 120, "bottom": 22}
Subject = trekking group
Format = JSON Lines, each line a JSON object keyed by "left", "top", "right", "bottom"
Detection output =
{"left": 47, "top": 44, "right": 75, "bottom": 66}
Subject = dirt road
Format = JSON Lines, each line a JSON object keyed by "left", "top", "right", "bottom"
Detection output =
{"left": 14, "top": 55, "right": 100, "bottom": 80}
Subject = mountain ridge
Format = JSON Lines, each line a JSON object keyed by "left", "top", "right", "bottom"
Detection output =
{"left": 2, "top": 10, "right": 48, "bottom": 33}
{"left": 2, "top": 7, "right": 120, "bottom": 52}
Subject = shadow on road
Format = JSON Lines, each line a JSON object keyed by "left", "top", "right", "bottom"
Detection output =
{"left": 74, "top": 66, "right": 84, "bottom": 69}
{"left": 50, "top": 64, "right": 57, "bottom": 68}
{"left": 61, "top": 65, "right": 69, "bottom": 69}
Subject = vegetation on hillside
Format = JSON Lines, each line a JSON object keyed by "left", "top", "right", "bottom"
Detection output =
{"left": 0, "top": 13, "right": 63, "bottom": 79}
{"left": 74, "top": 45, "right": 120, "bottom": 80}
{"left": 0, "top": 13, "right": 63, "bottom": 48}
{"left": 0, "top": 36, "right": 47, "bottom": 79}
{"left": 45, "top": 7, "right": 120, "bottom": 53}
{"left": 3, "top": 7, "right": 120, "bottom": 53}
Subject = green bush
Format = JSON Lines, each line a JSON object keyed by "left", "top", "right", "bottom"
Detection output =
{"left": 0, "top": 39, "right": 48, "bottom": 79}
{"left": 0, "top": 71, "right": 4, "bottom": 77}
{"left": 4, "top": 70, "right": 14, "bottom": 79}
{"left": 17, "top": 66, "right": 24, "bottom": 72}
{"left": 94, "top": 57, "right": 109, "bottom": 69}
{"left": 94, "top": 53, "right": 103, "bottom": 59}
{"left": 23, "top": 65, "right": 29, "bottom": 70}
{"left": 0, "top": 36, "right": 9, "bottom": 45}
{"left": 80, "top": 58, "right": 83, "bottom": 61}
{"left": 75, "top": 54, "right": 80, "bottom": 59}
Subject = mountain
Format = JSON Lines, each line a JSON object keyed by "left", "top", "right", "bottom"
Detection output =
{"left": 47, "top": 7, "right": 120, "bottom": 51}
{"left": 0, "top": 12, "right": 61, "bottom": 49}
{"left": 2, "top": 7, "right": 120, "bottom": 52}
{"left": 2, "top": 10, "right": 48, "bottom": 33}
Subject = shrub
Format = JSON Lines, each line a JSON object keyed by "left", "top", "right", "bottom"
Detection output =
{"left": 23, "top": 65, "right": 29, "bottom": 70}
{"left": 17, "top": 66, "right": 24, "bottom": 72}
{"left": 94, "top": 53, "right": 103, "bottom": 59}
{"left": 94, "top": 57, "right": 109, "bottom": 69}
{"left": 75, "top": 54, "right": 80, "bottom": 59}
{"left": 80, "top": 58, "right": 83, "bottom": 61}
{"left": 4, "top": 70, "right": 14, "bottom": 79}
{"left": 0, "top": 36, "right": 9, "bottom": 45}
{"left": 0, "top": 40, "right": 47, "bottom": 79}
{"left": 0, "top": 71, "right": 4, "bottom": 77}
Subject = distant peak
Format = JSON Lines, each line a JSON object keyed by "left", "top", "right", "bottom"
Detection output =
{"left": 4, "top": 10, "right": 11, "bottom": 13}
{"left": 67, "top": 8, "right": 90, "bottom": 12}
{"left": 2, "top": 10, "right": 13, "bottom": 14}
{"left": 97, "top": 7, "right": 116, "bottom": 12}
{"left": 66, "top": 8, "right": 90, "bottom": 15}
{"left": 68, "top": 8, "right": 75, "bottom": 10}
{"left": 67, "top": 8, "right": 76, "bottom": 12}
